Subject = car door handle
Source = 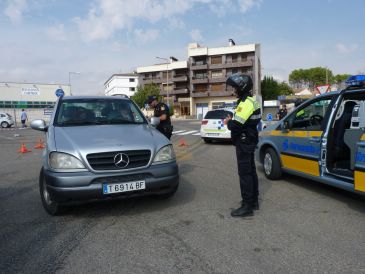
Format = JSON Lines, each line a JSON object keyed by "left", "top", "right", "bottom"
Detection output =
{"left": 309, "top": 137, "right": 321, "bottom": 143}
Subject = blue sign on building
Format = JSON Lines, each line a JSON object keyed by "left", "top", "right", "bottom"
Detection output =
{"left": 55, "top": 89, "right": 64, "bottom": 97}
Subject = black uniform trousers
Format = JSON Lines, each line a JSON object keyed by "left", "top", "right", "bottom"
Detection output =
{"left": 235, "top": 142, "right": 259, "bottom": 206}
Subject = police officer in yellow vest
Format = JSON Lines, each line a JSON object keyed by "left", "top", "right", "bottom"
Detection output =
{"left": 225, "top": 73, "right": 261, "bottom": 217}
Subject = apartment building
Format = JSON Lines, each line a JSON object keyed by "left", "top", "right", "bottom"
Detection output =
{"left": 104, "top": 73, "right": 139, "bottom": 97}
{"left": 136, "top": 41, "right": 261, "bottom": 118}
{"left": 137, "top": 59, "right": 190, "bottom": 116}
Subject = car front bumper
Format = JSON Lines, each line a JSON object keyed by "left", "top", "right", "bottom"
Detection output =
{"left": 43, "top": 162, "right": 179, "bottom": 203}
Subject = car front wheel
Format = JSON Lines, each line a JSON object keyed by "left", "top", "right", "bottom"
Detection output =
{"left": 39, "top": 168, "right": 63, "bottom": 215}
{"left": 1, "top": 121, "right": 9, "bottom": 128}
{"left": 263, "top": 148, "right": 282, "bottom": 180}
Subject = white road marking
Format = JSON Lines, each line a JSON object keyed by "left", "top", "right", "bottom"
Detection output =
{"left": 0, "top": 135, "right": 14, "bottom": 140}
{"left": 172, "top": 130, "right": 186, "bottom": 134}
{"left": 177, "top": 130, "right": 198, "bottom": 135}
{"left": 192, "top": 132, "right": 201, "bottom": 136}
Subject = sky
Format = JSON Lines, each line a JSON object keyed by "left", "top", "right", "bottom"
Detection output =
{"left": 0, "top": 0, "right": 364, "bottom": 95}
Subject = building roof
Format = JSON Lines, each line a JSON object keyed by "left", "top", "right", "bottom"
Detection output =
{"left": 104, "top": 73, "right": 138, "bottom": 85}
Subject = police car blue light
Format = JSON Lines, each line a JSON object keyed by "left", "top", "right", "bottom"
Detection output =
{"left": 346, "top": 75, "right": 365, "bottom": 87}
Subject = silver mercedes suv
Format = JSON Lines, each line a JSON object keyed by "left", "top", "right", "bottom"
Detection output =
{"left": 31, "top": 96, "right": 179, "bottom": 215}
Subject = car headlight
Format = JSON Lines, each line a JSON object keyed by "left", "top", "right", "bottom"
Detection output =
{"left": 49, "top": 152, "right": 85, "bottom": 169}
{"left": 153, "top": 145, "right": 175, "bottom": 164}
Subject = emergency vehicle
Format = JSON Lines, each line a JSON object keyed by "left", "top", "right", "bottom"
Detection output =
{"left": 257, "top": 75, "right": 365, "bottom": 195}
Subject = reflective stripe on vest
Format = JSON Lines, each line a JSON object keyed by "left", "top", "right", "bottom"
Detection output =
{"left": 233, "top": 96, "right": 261, "bottom": 125}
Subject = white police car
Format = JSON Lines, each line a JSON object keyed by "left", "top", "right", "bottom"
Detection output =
{"left": 257, "top": 75, "right": 365, "bottom": 196}
{"left": 200, "top": 108, "right": 234, "bottom": 143}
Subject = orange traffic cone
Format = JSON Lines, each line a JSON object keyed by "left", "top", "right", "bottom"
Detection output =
{"left": 18, "top": 143, "right": 31, "bottom": 153}
{"left": 178, "top": 138, "right": 188, "bottom": 147}
{"left": 34, "top": 139, "right": 45, "bottom": 149}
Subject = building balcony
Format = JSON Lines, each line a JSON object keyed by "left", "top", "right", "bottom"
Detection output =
{"left": 142, "top": 78, "right": 163, "bottom": 84}
{"left": 209, "top": 77, "right": 226, "bottom": 83}
{"left": 191, "top": 77, "right": 208, "bottom": 84}
{"left": 209, "top": 63, "right": 225, "bottom": 69}
{"left": 190, "top": 63, "right": 208, "bottom": 70}
{"left": 172, "top": 75, "right": 188, "bottom": 82}
{"left": 225, "top": 59, "right": 253, "bottom": 68}
{"left": 209, "top": 90, "right": 235, "bottom": 97}
{"left": 159, "top": 88, "right": 189, "bottom": 96}
{"left": 191, "top": 91, "right": 208, "bottom": 97}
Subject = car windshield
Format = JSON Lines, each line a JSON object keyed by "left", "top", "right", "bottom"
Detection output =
{"left": 54, "top": 98, "right": 147, "bottom": 126}
{"left": 204, "top": 110, "right": 232, "bottom": 119}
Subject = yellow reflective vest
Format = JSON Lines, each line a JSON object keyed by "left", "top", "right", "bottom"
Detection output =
{"left": 233, "top": 96, "right": 261, "bottom": 125}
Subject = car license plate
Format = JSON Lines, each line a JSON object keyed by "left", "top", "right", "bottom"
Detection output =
{"left": 207, "top": 133, "right": 219, "bottom": 136}
{"left": 103, "top": 180, "right": 145, "bottom": 195}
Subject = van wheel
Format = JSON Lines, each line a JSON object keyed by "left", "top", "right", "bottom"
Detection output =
{"left": 39, "top": 168, "right": 63, "bottom": 215}
{"left": 1, "top": 121, "right": 8, "bottom": 128}
{"left": 203, "top": 138, "right": 212, "bottom": 144}
{"left": 263, "top": 148, "right": 282, "bottom": 180}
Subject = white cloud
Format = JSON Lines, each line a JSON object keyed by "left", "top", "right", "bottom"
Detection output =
{"left": 190, "top": 29, "right": 203, "bottom": 41}
{"left": 46, "top": 24, "right": 67, "bottom": 42}
{"left": 134, "top": 29, "right": 159, "bottom": 43}
{"left": 238, "top": 0, "right": 262, "bottom": 13}
{"left": 74, "top": 0, "right": 262, "bottom": 41}
{"left": 4, "top": 0, "right": 28, "bottom": 24}
{"left": 336, "top": 43, "right": 359, "bottom": 54}
{"left": 168, "top": 17, "right": 185, "bottom": 29}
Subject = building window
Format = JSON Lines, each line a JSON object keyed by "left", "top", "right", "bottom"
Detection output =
{"left": 211, "top": 70, "right": 223, "bottom": 78}
{"left": 194, "top": 72, "right": 207, "bottom": 79}
{"left": 129, "top": 87, "right": 135, "bottom": 91}
{"left": 211, "top": 83, "right": 223, "bottom": 92}
{"left": 211, "top": 56, "right": 222, "bottom": 64}
{"left": 194, "top": 84, "right": 207, "bottom": 92}
{"left": 129, "top": 78, "right": 135, "bottom": 82}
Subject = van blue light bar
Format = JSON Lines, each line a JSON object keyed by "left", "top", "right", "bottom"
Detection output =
{"left": 346, "top": 75, "right": 365, "bottom": 87}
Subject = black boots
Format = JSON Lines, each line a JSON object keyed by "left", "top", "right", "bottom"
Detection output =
{"left": 231, "top": 204, "right": 254, "bottom": 217}
{"left": 241, "top": 200, "right": 259, "bottom": 210}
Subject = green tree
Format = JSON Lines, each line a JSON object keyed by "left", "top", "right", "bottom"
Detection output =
{"left": 289, "top": 67, "right": 333, "bottom": 89}
{"left": 333, "top": 74, "right": 351, "bottom": 85}
{"left": 261, "top": 76, "right": 293, "bottom": 100}
{"left": 131, "top": 84, "right": 160, "bottom": 108}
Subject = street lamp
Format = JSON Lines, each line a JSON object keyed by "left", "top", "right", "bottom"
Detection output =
{"left": 68, "top": 71, "right": 81, "bottom": 96}
{"left": 155, "top": 56, "right": 169, "bottom": 106}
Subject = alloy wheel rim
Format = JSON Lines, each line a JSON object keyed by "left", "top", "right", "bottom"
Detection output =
{"left": 264, "top": 153, "right": 272, "bottom": 175}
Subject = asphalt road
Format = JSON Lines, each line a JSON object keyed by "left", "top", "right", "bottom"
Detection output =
{"left": 0, "top": 120, "right": 365, "bottom": 273}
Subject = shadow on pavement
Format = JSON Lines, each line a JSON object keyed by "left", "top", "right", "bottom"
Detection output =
{"left": 257, "top": 164, "right": 365, "bottom": 214}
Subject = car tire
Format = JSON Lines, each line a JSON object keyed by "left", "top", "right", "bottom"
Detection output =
{"left": 39, "top": 168, "right": 64, "bottom": 215}
{"left": 203, "top": 138, "right": 212, "bottom": 144}
{"left": 153, "top": 184, "right": 179, "bottom": 200}
{"left": 263, "top": 148, "right": 282, "bottom": 180}
{"left": 1, "top": 121, "right": 9, "bottom": 128}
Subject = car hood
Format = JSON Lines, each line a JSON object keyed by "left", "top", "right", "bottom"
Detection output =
{"left": 53, "top": 124, "right": 168, "bottom": 158}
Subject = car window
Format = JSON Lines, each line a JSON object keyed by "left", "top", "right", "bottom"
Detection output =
{"left": 204, "top": 110, "right": 232, "bottom": 119}
{"left": 288, "top": 98, "right": 332, "bottom": 131}
{"left": 55, "top": 99, "right": 147, "bottom": 126}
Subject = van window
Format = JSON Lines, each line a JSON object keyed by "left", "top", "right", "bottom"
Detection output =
{"left": 204, "top": 110, "right": 232, "bottom": 119}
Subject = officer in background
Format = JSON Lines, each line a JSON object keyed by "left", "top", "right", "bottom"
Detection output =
{"left": 276, "top": 104, "right": 287, "bottom": 120}
{"left": 225, "top": 74, "right": 261, "bottom": 218}
{"left": 147, "top": 96, "right": 173, "bottom": 140}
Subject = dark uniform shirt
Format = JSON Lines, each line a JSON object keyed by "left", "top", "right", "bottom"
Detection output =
{"left": 154, "top": 102, "right": 172, "bottom": 133}
{"left": 277, "top": 108, "right": 287, "bottom": 120}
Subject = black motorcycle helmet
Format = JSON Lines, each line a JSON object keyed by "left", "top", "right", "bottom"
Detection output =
{"left": 226, "top": 73, "right": 253, "bottom": 97}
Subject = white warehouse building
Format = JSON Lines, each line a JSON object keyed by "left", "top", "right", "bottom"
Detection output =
{"left": 0, "top": 81, "right": 71, "bottom": 124}
{"left": 104, "top": 73, "right": 139, "bottom": 97}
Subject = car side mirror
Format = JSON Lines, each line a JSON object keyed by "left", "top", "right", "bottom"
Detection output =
{"left": 150, "top": 117, "right": 160, "bottom": 127}
{"left": 30, "top": 119, "right": 48, "bottom": 132}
